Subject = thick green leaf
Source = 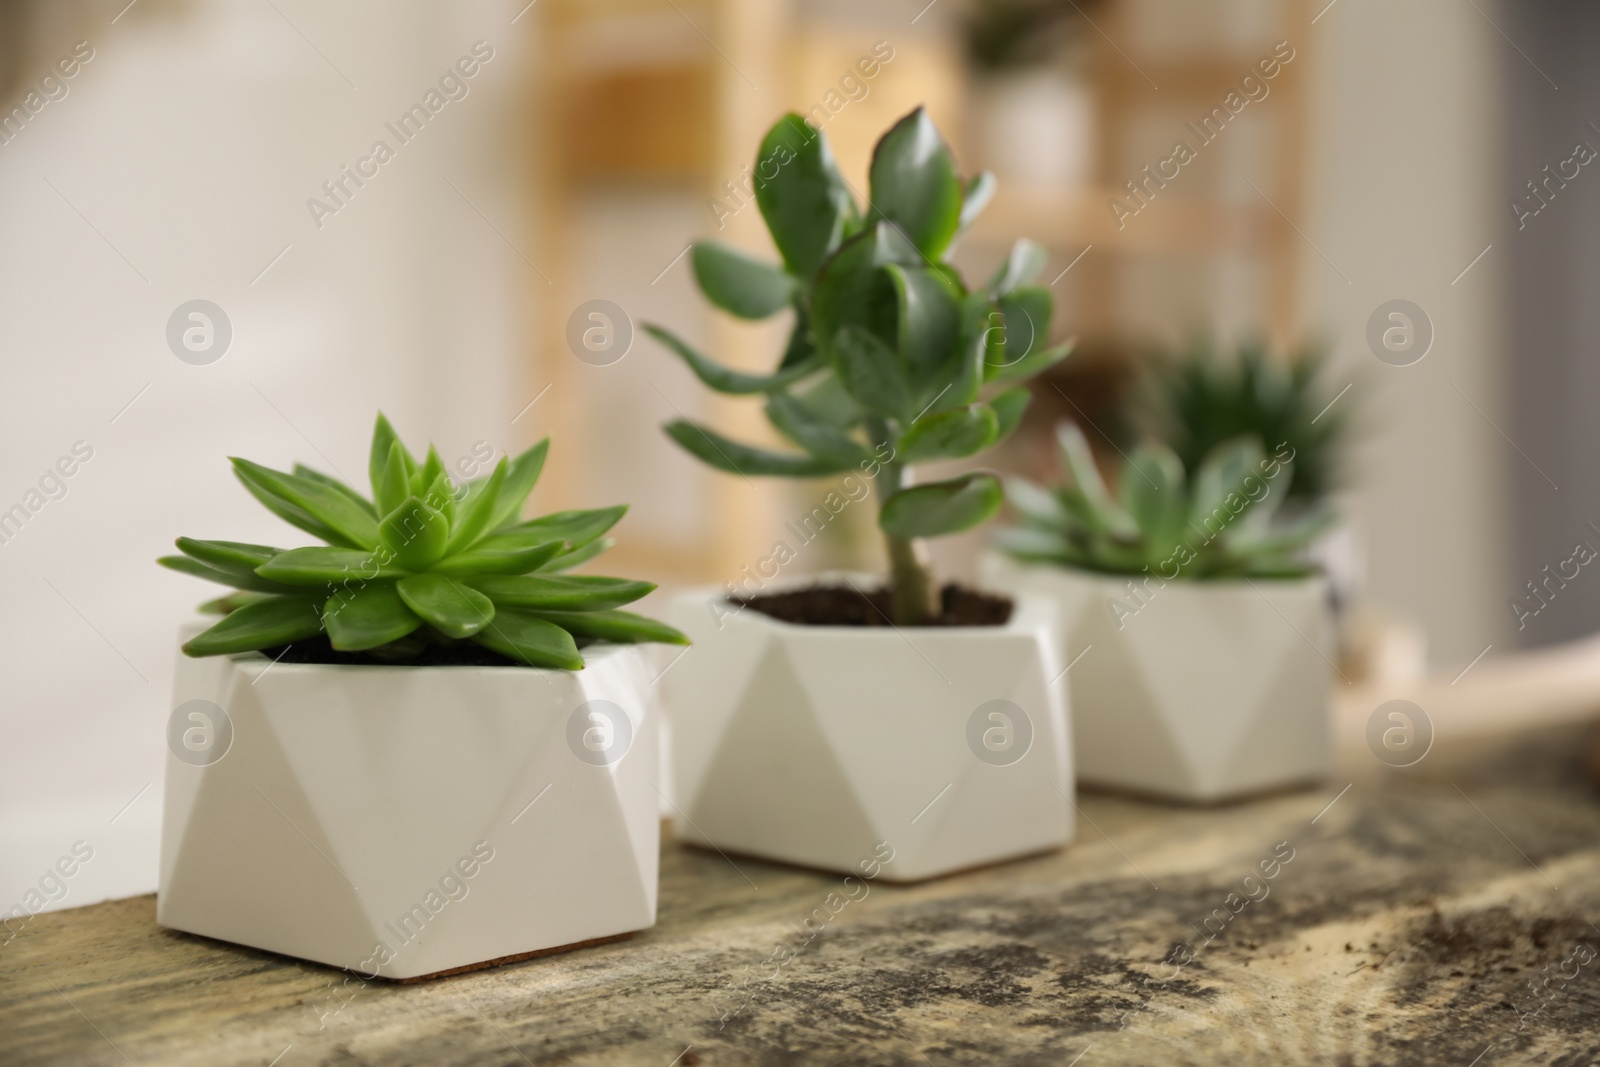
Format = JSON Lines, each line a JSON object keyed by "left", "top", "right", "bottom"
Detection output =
{"left": 175, "top": 538, "right": 279, "bottom": 577}
{"left": 532, "top": 609, "right": 690, "bottom": 646}
{"left": 413, "top": 445, "right": 446, "bottom": 499}
{"left": 810, "top": 223, "right": 918, "bottom": 367}
{"left": 990, "top": 387, "right": 1031, "bottom": 443}
{"left": 989, "top": 340, "right": 1074, "bottom": 384}
{"left": 764, "top": 393, "right": 871, "bottom": 465}
{"left": 444, "top": 456, "right": 508, "bottom": 552}
{"left": 691, "top": 241, "right": 796, "bottom": 319}
{"left": 536, "top": 536, "right": 613, "bottom": 573}
{"left": 374, "top": 441, "right": 412, "bottom": 517}
{"left": 159, "top": 555, "right": 303, "bottom": 595}
{"left": 471, "top": 574, "right": 655, "bottom": 612}
{"left": 779, "top": 306, "right": 816, "bottom": 370}
{"left": 1005, "top": 477, "right": 1071, "bottom": 527}
{"left": 397, "top": 573, "right": 495, "bottom": 639}
{"left": 867, "top": 107, "right": 963, "bottom": 259}
{"left": 256, "top": 546, "right": 405, "bottom": 587}
{"left": 471, "top": 610, "right": 584, "bottom": 670}
{"left": 321, "top": 581, "right": 422, "bottom": 651}
{"left": 369, "top": 413, "right": 416, "bottom": 503}
{"left": 959, "top": 171, "right": 996, "bottom": 230}
{"left": 665, "top": 420, "right": 854, "bottom": 477}
{"left": 231, "top": 458, "right": 380, "bottom": 549}
{"left": 231, "top": 462, "right": 360, "bottom": 549}
{"left": 293, "top": 465, "right": 377, "bottom": 518}
{"left": 1190, "top": 436, "right": 1265, "bottom": 533}
{"left": 488, "top": 439, "right": 549, "bottom": 531}
{"left": 753, "top": 113, "right": 855, "bottom": 279}
{"left": 884, "top": 263, "right": 962, "bottom": 383}
{"left": 497, "top": 506, "right": 627, "bottom": 550}
{"left": 830, "top": 325, "right": 914, "bottom": 421}
{"left": 182, "top": 595, "right": 324, "bottom": 657}
{"left": 992, "top": 526, "right": 1088, "bottom": 566}
{"left": 431, "top": 540, "right": 565, "bottom": 577}
{"left": 379, "top": 495, "right": 450, "bottom": 570}
{"left": 879, "top": 472, "right": 1004, "bottom": 539}
{"left": 1057, "top": 424, "right": 1139, "bottom": 539}
{"left": 1118, "top": 443, "right": 1188, "bottom": 554}
{"left": 896, "top": 404, "right": 999, "bottom": 464}
{"left": 989, "top": 287, "right": 1052, "bottom": 376}
{"left": 197, "top": 590, "right": 272, "bottom": 615}
{"left": 988, "top": 238, "right": 1047, "bottom": 295}
{"left": 646, "top": 324, "right": 822, "bottom": 395}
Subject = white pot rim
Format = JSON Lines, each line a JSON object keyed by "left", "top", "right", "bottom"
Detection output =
{"left": 983, "top": 551, "right": 1327, "bottom": 591}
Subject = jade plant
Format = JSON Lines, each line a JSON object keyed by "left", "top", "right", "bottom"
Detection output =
{"left": 160, "top": 414, "right": 686, "bottom": 668}
{"left": 648, "top": 106, "right": 1070, "bottom": 625}
{"left": 1139, "top": 337, "right": 1346, "bottom": 503}
{"left": 997, "top": 423, "right": 1334, "bottom": 579}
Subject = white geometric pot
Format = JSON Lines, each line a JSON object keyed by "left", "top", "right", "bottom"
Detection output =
{"left": 665, "top": 585, "right": 1073, "bottom": 881}
{"left": 982, "top": 554, "right": 1332, "bottom": 803}
{"left": 158, "top": 631, "right": 659, "bottom": 980}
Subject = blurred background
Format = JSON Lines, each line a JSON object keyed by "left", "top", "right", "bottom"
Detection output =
{"left": 0, "top": 0, "right": 1587, "bottom": 909}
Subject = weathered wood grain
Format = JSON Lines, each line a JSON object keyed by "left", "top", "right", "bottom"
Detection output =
{"left": 4, "top": 722, "right": 1600, "bottom": 1066}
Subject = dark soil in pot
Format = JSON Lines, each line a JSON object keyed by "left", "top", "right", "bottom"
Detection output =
{"left": 732, "top": 583, "right": 1013, "bottom": 627}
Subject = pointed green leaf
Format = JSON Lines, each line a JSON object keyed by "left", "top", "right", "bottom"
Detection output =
{"left": 1118, "top": 443, "right": 1189, "bottom": 556}
{"left": 959, "top": 171, "right": 996, "bottom": 230}
{"left": 374, "top": 441, "right": 412, "bottom": 517}
{"left": 321, "top": 581, "right": 422, "bottom": 651}
{"left": 646, "top": 324, "right": 822, "bottom": 395}
{"left": 987, "top": 287, "right": 1052, "bottom": 378}
{"left": 810, "top": 223, "right": 918, "bottom": 370}
{"left": 896, "top": 404, "right": 999, "bottom": 464}
{"left": 487, "top": 439, "right": 550, "bottom": 531}
{"left": 431, "top": 540, "right": 566, "bottom": 577}
{"left": 379, "top": 495, "right": 450, "bottom": 570}
{"left": 413, "top": 445, "right": 446, "bottom": 499}
{"left": 159, "top": 555, "right": 304, "bottom": 595}
{"left": 531, "top": 609, "right": 690, "bottom": 646}
{"left": 197, "top": 590, "right": 272, "bottom": 615}
{"left": 880, "top": 472, "right": 1004, "bottom": 539}
{"left": 764, "top": 393, "right": 872, "bottom": 465}
{"left": 397, "top": 573, "right": 495, "bottom": 639}
{"left": 989, "top": 340, "right": 1073, "bottom": 384}
{"left": 989, "top": 238, "right": 1047, "bottom": 295}
{"left": 691, "top": 241, "right": 796, "bottom": 319}
{"left": 175, "top": 538, "right": 280, "bottom": 577}
{"left": 445, "top": 457, "right": 508, "bottom": 552}
{"left": 182, "top": 595, "right": 324, "bottom": 657}
{"left": 990, "top": 387, "right": 1031, "bottom": 443}
{"left": 472, "top": 610, "right": 584, "bottom": 670}
{"left": 753, "top": 113, "right": 855, "bottom": 279}
{"left": 1005, "top": 477, "right": 1071, "bottom": 527}
{"left": 231, "top": 458, "right": 380, "bottom": 549}
{"left": 536, "top": 536, "right": 613, "bottom": 573}
{"left": 883, "top": 263, "right": 962, "bottom": 383}
{"left": 493, "top": 506, "right": 628, "bottom": 551}
{"left": 993, "top": 526, "right": 1088, "bottom": 566}
{"left": 369, "top": 413, "right": 416, "bottom": 502}
{"left": 1057, "top": 423, "right": 1139, "bottom": 539}
{"left": 292, "top": 465, "right": 377, "bottom": 518}
{"left": 471, "top": 574, "right": 655, "bottom": 612}
{"left": 1190, "top": 436, "right": 1266, "bottom": 532}
{"left": 421, "top": 471, "right": 457, "bottom": 528}
{"left": 867, "top": 107, "right": 963, "bottom": 259}
{"left": 665, "top": 420, "right": 854, "bottom": 477}
{"left": 256, "top": 546, "right": 406, "bottom": 587}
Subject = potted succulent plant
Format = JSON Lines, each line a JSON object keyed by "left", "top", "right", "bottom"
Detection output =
{"left": 983, "top": 423, "right": 1335, "bottom": 802}
{"left": 156, "top": 414, "right": 686, "bottom": 980}
{"left": 648, "top": 107, "right": 1075, "bottom": 881}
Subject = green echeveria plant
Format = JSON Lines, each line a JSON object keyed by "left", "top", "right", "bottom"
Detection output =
{"left": 997, "top": 423, "right": 1335, "bottom": 579}
{"left": 161, "top": 414, "right": 687, "bottom": 668}
{"left": 1140, "top": 337, "right": 1346, "bottom": 503}
{"left": 648, "top": 106, "right": 1070, "bottom": 625}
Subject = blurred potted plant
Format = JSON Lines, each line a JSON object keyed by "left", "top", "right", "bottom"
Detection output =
{"left": 649, "top": 107, "right": 1074, "bottom": 880}
{"left": 157, "top": 414, "right": 686, "bottom": 979}
{"left": 962, "top": 0, "right": 1105, "bottom": 188}
{"left": 984, "top": 424, "right": 1335, "bottom": 802}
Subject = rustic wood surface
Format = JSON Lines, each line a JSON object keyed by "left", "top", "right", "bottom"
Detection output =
{"left": 4, "top": 722, "right": 1600, "bottom": 1067}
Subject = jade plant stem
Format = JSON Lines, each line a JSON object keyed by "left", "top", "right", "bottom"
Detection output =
{"left": 870, "top": 418, "right": 938, "bottom": 626}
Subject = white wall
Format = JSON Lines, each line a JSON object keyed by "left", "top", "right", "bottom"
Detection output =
{"left": 1303, "top": 0, "right": 1510, "bottom": 667}
{"left": 0, "top": 0, "right": 537, "bottom": 915}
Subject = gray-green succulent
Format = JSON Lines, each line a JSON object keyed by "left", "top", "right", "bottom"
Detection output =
{"left": 649, "top": 106, "right": 1069, "bottom": 624}
{"left": 161, "top": 414, "right": 687, "bottom": 667}
{"left": 998, "top": 423, "right": 1334, "bottom": 579}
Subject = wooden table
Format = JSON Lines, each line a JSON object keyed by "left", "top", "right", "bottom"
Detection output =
{"left": 4, "top": 720, "right": 1599, "bottom": 1066}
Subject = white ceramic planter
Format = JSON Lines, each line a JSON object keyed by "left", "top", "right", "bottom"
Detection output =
{"left": 158, "top": 630, "right": 659, "bottom": 980}
{"left": 665, "top": 583, "right": 1073, "bottom": 881}
{"left": 982, "top": 554, "right": 1332, "bottom": 803}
